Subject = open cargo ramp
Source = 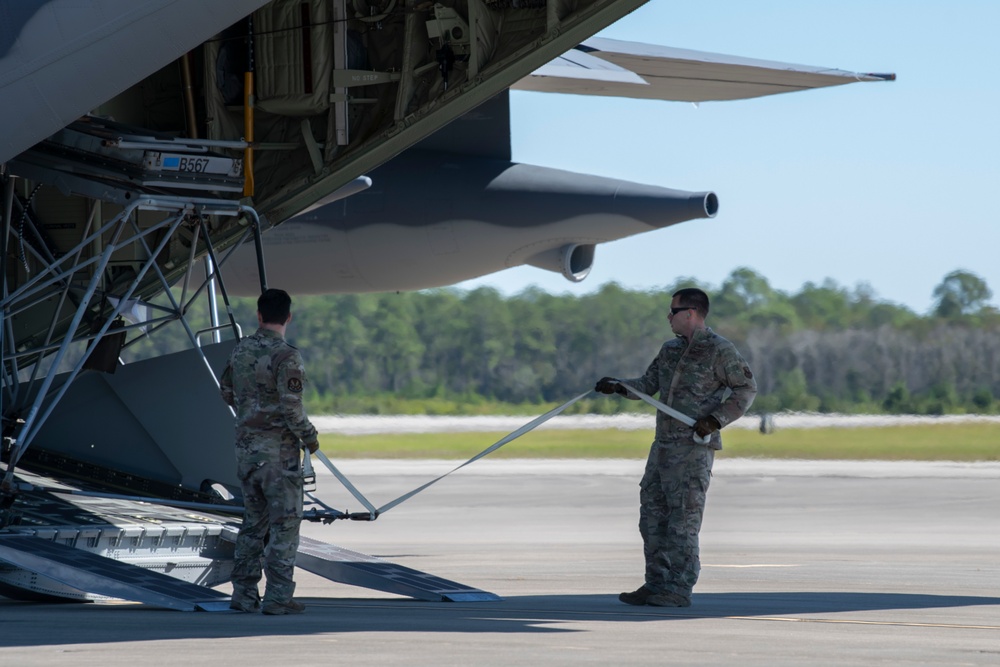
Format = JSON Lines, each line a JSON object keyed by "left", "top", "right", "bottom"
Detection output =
{"left": 0, "top": 533, "right": 232, "bottom": 611}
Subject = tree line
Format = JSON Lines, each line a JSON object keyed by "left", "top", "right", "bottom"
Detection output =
{"left": 123, "top": 268, "right": 1000, "bottom": 415}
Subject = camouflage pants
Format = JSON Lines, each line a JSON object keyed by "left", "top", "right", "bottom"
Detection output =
{"left": 231, "top": 458, "right": 304, "bottom": 605}
{"left": 638, "top": 442, "right": 714, "bottom": 600}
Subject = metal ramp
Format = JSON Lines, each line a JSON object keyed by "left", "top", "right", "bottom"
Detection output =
{"left": 0, "top": 534, "right": 231, "bottom": 611}
{"left": 296, "top": 536, "right": 501, "bottom": 602}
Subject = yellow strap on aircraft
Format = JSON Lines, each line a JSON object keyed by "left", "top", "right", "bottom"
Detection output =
{"left": 242, "top": 72, "right": 254, "bottom": 197}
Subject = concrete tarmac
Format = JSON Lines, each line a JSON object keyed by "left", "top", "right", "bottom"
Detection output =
{"left": 1, "top": 459, "right": 998, "bottom": 666}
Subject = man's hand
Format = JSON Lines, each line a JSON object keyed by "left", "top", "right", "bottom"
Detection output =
{"left": 594, "top": 377, "right": 621, "bottom": 394}
{"left": 693, "top": 415, "right": 721, "bottom": 438}
{"left": 304, "top": 440, "right": 320, "bottom": 454}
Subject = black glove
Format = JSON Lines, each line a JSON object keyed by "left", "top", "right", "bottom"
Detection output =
{"left": 594, "top": 376, "right": 621, "bottom": 394}
{"left": 693, "top": 415, "right": 721, "bottom": 438}
{"left": 304, "top": 440, "right": 320, "bottom": 454}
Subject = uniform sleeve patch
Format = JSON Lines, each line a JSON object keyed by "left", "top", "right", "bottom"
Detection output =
{"left": 743, "top": 367, "right": 753, "bottom": 379}
{"left": 287, "top": 378, "right": 303, "bottom": 393}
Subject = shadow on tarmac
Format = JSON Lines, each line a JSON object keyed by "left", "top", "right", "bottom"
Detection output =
{"left": 2, "top": 591, "right": 999, "bottom": 647}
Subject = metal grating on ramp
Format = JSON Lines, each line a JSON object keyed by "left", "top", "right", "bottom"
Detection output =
{"left": 0, "top": 534, "right": 231, "bottom": 611}
{"left": 296, "top": 536, "right": 501, "bottom": 602}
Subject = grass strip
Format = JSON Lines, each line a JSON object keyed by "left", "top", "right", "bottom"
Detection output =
{"left": 317, "top": 423, "right": 1000, "bottom": 461}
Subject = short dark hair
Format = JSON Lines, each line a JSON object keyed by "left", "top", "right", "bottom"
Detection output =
{"left": 672, "top": 288, "right": 710, "bottom": 318}
{"left": 258, "top": 288, "right": 291, "bottom": 324}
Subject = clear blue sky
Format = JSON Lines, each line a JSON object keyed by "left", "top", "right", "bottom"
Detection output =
{"left": 456, "top": 1, "right": 1000, "bottom": 315}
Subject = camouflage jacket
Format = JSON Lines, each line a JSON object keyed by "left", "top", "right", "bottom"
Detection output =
{"left": 620, "top": 328, "right": 756, "bottom": 450}
{"left": 220, "top": 328, "right": 319, "bottom": 465}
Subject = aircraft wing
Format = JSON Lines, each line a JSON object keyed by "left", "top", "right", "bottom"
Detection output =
{"left": 514, "top": 36, "right": 895, "bottom": 102}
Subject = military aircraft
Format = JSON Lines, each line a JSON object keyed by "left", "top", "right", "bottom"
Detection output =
{"left": 0, "top": 0, "right": 892, "bottom": 609}
{"left": 216, "top": 37, "right": 896, "bottom": 295}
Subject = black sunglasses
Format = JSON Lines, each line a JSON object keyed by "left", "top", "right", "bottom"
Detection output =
{"left": 670, "top": 307, "right": 695, "bottom": 315}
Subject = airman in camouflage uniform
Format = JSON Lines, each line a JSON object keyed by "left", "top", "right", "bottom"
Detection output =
{"left": 220, "top": 289, "right": 319, "bottom": 615}
{"left": 596, "top": 288, "right": 756, "bottom": 608}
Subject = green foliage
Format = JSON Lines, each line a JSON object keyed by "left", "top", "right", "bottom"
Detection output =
{"left": 933, "top": 270, "right": 993, "bottom": 318}
{"left": 791, "top": 280, "right": 851, "bottom": 329}
{"left": 119, "top": 268, "right": 1000, "bottom": 416}
{"left": 919, "top": 382, "right": 961, "bottom": 415}
{"left": 971, "top": 387, "right": 995, "bottom": 412}
{"left": 772, "top": 368, "right": 822, "bottom": 412}
{"left": 882, "top": 382, "right": 911, "bottom": 413}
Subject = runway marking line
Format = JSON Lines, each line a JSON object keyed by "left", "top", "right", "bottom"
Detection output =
{"left": 704, "top": 564, "right": 800, "bottom": 568}
{"left": 726, "top": 616, "right": 1000, "bottom": 631}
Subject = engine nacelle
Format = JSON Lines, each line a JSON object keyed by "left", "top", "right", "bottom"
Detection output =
{"left": 526, "top": 243, "right": 596, "bottom": 283}
{"left": 217, "top": 150, "right": 718, "bottom": 295}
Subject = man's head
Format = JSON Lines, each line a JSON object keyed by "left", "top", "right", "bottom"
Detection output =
{"left": 669, "top": 287, "right": 709, "bottom": 337}
{"left": 257, "top": 288, "right": 292, "bottom": 327}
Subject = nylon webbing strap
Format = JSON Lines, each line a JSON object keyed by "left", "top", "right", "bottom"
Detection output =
{"left": 375, "top": 390, "right": 591, "bottom": 514}
{"left": 313, "top": 450, "right": 378, "bottom": 516}
{"left": 309, "top": 384, "right": 705, "bottom": 520}
{"left": 309, "top": 390, "right": 591, "bottom": 518}
{"left": 616, "top": 382, "right": 694, "bottom": 426}
{"left": 616, "top": 382, "right": 711, "bottom": 445}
